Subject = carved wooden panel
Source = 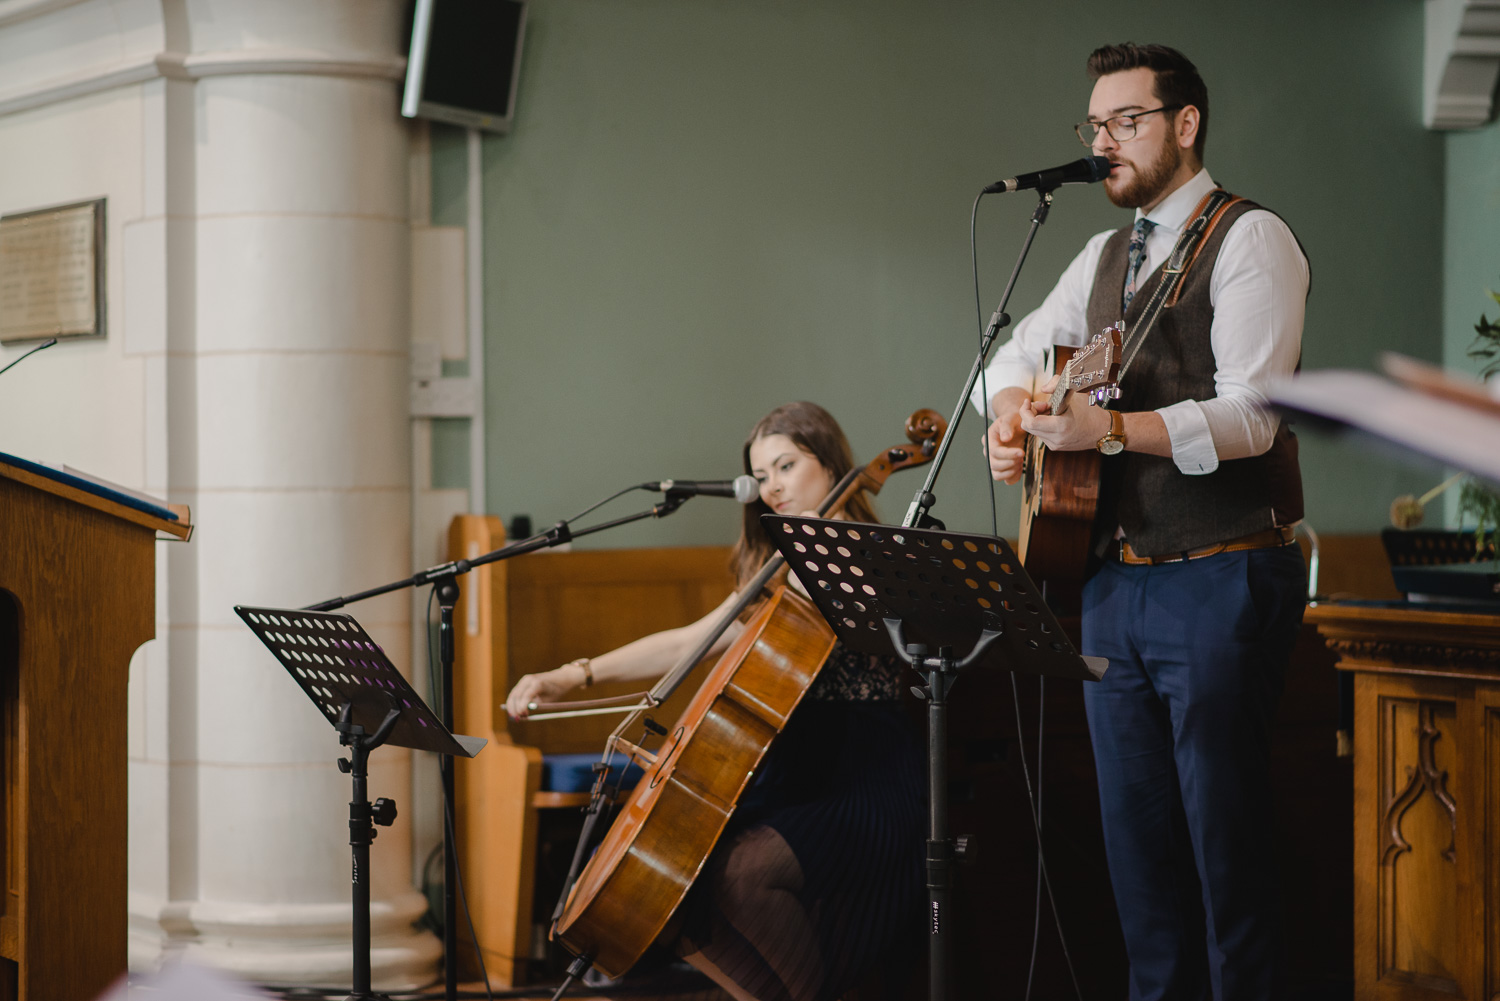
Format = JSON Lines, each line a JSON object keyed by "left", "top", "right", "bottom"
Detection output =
{"left": 1313, "top": 605, "right": 1499, "bottom": 1001}
{"left": 1378, "top": 696, "right": 1462, "bottom": 993}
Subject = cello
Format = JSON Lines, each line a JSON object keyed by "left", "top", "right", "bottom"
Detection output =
{"left": 535, "top": 408, "right": 947, "bottom": 979}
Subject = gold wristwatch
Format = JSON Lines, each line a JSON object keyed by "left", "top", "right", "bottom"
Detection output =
{"left": 1096, "top": 410, "right": 1126, "bottom": 455}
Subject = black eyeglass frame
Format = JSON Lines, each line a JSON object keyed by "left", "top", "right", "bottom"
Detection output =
{"left": 1074, "top": 104, "right": 1183, "bottom": 146}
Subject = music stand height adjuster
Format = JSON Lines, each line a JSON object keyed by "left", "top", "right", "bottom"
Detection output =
{"left": 235, "top": 605, "right": 487, "bottom": 1001}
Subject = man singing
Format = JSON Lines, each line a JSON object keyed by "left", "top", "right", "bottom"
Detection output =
{"left": 977, "top": 43, "right": 1309, "bottom": 1001}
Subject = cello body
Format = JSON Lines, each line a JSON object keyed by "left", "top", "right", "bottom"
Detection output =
{"left": 554, "top": 585, "right": 836, "bottom": 977}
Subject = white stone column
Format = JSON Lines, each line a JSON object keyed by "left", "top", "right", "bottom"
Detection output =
{"left": 125, "top": 1, "right": 438, "bottom": 987}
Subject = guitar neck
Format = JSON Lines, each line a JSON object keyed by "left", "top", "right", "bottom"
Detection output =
{"left": 1047, "top": 377, "right": 1073, "bottom": 416}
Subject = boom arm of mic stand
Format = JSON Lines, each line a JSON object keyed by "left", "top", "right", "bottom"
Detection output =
{"left": 301, "top": 493, "right": 690, "bottom": 612}
{"left": 903, "top": 189, "right": 1054, "bottom": 530}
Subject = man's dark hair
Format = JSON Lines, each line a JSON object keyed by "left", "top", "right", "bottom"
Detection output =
{"left": 1087, "top": 43, "right": 1209, "bottom": 162}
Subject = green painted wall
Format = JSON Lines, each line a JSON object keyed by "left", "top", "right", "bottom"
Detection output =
{"left": 432, "top": 0, "right": 1441, "bottom": 549}
{"left": 1444, "top": 120, "right": 1500, "bottom": 378}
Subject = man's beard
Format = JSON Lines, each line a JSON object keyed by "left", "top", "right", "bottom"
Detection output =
{"left": 1105, "top": 138, "right": 1181, "bottom": 209}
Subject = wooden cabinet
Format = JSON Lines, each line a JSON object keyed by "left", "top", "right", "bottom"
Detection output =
{"left": 1309, "top": 603, "right": 1500, "bottom": 1000}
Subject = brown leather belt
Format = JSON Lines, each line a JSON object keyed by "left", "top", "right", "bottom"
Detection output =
{"left": 1115, "top": 525, "right": 1296, "bottom": 566}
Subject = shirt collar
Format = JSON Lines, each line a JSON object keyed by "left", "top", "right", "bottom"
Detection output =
{"left": 1136, "top": 167, "right": 1215, "bottom": 235}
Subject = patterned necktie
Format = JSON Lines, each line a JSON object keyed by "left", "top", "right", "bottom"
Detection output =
{"left": 1122, "top": 217, "right": 1156, "bottom": 313}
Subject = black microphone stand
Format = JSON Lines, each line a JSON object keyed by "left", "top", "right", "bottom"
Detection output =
{"left": 902, "top": 188, "right": 1055, "bottom": 531}
{"left": 303, "top": 491, "right": 692, "bottom": 1001}
{"left": 897, "top": 186, "right": 1057, "bottom": 1001}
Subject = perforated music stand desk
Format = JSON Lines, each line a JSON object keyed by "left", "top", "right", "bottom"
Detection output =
{"left": 762, "top": 516, "right": 1105, "bottom": 682}
{"left": 236, "top": 605, "right": 486, "bottom": 757}
{"left": 235, "top": 605, "right": 486, "bottom": 1000}
{"left": 762, "top": 516, "right": 1105, "bottom": 1001}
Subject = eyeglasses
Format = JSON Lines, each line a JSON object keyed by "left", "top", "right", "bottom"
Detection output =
{"left": 1074, "top": 105, "right": 1182, "bottom": 146}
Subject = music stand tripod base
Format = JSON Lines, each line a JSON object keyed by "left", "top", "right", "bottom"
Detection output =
{"left": 762, "top": 517, "right": 1105, "bottom": 1001}
{"left": 235, "top": 605, "right": 487, "bottom": 1000}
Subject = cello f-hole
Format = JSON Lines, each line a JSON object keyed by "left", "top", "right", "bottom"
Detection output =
{"left": 648, "top": 726, "right": 687, "bottom": 789}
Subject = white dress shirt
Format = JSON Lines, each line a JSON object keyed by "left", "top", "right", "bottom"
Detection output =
{"left": 971, "top": 169, "right": 1309, "bottom": 475}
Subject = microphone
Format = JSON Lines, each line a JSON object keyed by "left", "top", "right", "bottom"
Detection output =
{"left": 983, "top": 156, "right": 1112, "bottom": 194}
{"left": 644, "top": 476, "right": 759, "bottom": 504}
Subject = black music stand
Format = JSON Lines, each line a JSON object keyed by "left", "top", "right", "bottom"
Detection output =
{"left": 235, "top": 605, "right": 487, "bottom": 1001}
{"left": 763, "top": 516, "right": 1106, "bottom": 1001}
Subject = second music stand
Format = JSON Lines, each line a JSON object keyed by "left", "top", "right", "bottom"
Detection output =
{"left": 236, "top": 605, "right": 487, "bottom": 1001}
{"left": 763, "top": 516, "right": 1106, "bottom": 1001}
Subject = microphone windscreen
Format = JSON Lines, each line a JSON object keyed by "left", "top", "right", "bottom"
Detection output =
{"left": 733, "top": 475, "right": 759, "bottom": 504}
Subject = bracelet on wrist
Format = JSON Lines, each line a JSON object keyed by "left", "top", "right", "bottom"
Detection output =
{"left": 569, "top": 657, "right": 593, "bottom": 688}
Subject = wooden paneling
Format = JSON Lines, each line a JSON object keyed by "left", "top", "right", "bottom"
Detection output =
{"left": 503, "top": 547, "right": 736, "bottom": 756}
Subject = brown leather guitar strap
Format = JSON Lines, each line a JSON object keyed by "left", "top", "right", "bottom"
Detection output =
{"left": 1116, "top": 188, "right": 1244, "bottom": 384}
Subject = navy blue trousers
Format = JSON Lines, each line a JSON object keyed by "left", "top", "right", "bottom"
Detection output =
{"left": 1081, "top": 545, "right": 1305, "bottom": 1001}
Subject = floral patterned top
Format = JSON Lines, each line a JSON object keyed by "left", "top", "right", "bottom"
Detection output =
{"left": 806, "top": 641, "right": 907, "bottom": 702}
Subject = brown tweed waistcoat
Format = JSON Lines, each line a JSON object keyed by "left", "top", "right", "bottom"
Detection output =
{"left": 1083, "top": 196, "right": 1305, "bottom": 558}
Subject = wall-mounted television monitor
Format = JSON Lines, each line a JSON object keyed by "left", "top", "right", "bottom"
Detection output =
{"left": 401, "top": 0, "right": 528, "bottom": 134}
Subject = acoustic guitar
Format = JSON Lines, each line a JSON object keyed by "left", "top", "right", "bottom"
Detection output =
{"left": 1016, "top": 324, "right": 1123, "bottom": 606}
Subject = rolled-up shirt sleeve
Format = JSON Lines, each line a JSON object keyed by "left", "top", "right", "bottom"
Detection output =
{"left": 1159, "top": 211, "right": 1308, "bottom": 474}
{"left": 971, "top": 230, "right": 1115, "bottom": 421}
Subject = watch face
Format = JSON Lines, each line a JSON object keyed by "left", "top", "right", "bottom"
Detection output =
{"left": 1098, "top": 438, "right": 1125, "bottom": 456}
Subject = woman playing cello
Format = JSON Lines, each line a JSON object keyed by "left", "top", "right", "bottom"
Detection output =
{"left": 504, "top": 401, "right": 923, "bottom": 1001}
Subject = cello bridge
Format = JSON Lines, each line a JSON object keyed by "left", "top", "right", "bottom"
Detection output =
{"left": 612, "top": 736, "right": 658, "bottom": 770}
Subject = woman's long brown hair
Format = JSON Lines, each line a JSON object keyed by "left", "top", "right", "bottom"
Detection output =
{"left": 729, "top": 401, "right": 877, "bottom": 587}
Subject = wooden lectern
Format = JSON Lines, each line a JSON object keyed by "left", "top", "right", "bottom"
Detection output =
{"left": 0, "top": 456, "right": 190, "bottom": 1001}
{"left": 1309, "top": 602, "right": 1500, "bottom": 1000}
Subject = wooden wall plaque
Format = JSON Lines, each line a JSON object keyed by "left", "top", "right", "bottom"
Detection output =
{"left": 0, "top": 198, "right": 105, "bottom": 344}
